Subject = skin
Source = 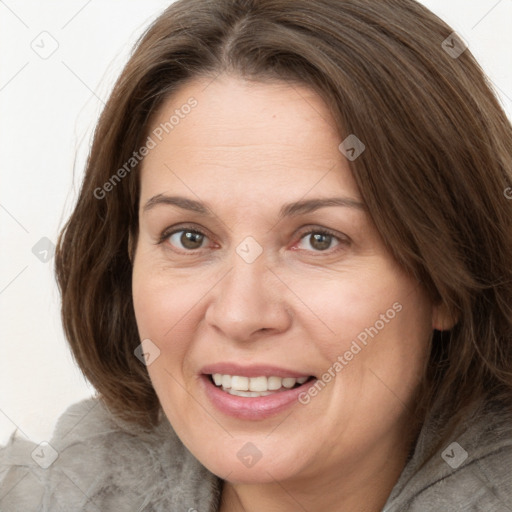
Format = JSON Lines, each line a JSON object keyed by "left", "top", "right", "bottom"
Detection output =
{"left": 132, "top": 74, "right": 453, "bottom": 512}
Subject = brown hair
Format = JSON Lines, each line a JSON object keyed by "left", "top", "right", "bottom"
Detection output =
{"left": 55, "top": 0, "right": 512, "bottom": 462}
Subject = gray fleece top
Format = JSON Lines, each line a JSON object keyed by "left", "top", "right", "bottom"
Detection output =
{"left": 1, "top": 396, "right": 511, "bottom": 511}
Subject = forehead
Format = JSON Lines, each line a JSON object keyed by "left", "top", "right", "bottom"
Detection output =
{"left": 139, "top": 74, "right": 361, "bottom": 203}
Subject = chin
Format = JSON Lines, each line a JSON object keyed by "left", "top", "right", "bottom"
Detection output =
{"left": 190, "top": 433, "right": 311, "bottom": 485}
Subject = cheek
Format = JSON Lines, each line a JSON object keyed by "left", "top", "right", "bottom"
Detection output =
{"left": 309, "top": 268, "right": 432, "bottom": 394}
{"left": 131, "top": 257, "right": 218, "bottom": 403}
{"left": 294, "top": 266, "right": 428, "bottom": 351}
{"left": 132, "top": 263, "right": 192, "bottom": 391}
{"left": 132, "top": 256, "right": 203, "bottom": 341}
{"left": 132, "top": 265, "right": 200, "bottom": 421}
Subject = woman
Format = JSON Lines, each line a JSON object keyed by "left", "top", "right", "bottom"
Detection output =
{"left": 1, "top": 0, "right": 511, "bottom": 510}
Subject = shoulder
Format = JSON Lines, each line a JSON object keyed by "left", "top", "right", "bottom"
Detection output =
{"left": 384, "top": 400, "right": 512, "bottom": 511}
{"left": 0, "top": 396, "right": 220, "bottom": 512}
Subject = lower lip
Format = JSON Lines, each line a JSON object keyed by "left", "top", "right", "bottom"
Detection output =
{"left": 201, "top": 375, "right": 317, "bottom": 420}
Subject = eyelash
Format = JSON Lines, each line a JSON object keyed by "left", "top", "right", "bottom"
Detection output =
{"left": 156, "top": 224, "right": 350, "bottom": 255}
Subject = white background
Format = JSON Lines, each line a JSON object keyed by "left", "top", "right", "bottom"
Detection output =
{"left": 1, "top": 0, "right": 511, "bottom": 445}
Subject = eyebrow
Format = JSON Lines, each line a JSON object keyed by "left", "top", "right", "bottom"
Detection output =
{"left": 142, "top": 194, "right": 366, "bottom": 219}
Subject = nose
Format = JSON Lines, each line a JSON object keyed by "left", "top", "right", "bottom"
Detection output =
{"left": 204, "top": 250, "right": 293, "bottom": 343}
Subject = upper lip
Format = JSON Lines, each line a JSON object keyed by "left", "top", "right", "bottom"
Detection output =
{"left": 200, "top": 363, "right": 314, "bottom": 379}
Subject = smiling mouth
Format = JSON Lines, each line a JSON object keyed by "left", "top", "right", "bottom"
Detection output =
{"left": 208, "top": 373, "right": 316, "bottom": 397}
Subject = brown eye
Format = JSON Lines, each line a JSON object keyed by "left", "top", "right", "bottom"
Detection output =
{"left": 167, "top": 230, "right": 208, "bottom": 250}
{"left": 297, "top": 230, "right": 341, "bottom": 252}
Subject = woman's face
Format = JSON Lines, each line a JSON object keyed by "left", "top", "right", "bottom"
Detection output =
{"left": 132, "top": 74, "right": 445, "bottom": 485}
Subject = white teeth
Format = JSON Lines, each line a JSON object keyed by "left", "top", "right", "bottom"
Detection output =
{"left": 249, "top": 376, "right": 267, "bottom": 392}
{"left": 228, "top": 389, "right": 273, "bottom": 397}
{"left": 231, "top": 376, "right": 249, "bottom": 391}
{"left": 282, "top": 377, "right": 296, "bottom": 389}
{"left": 267, "top": 376, "right": 282, "bottom": 390}
{"left": 211, "top": 373, "right": 310, "bottom": 394}
{"left": 221, "top": 374, "right": 231, "bottom": 389}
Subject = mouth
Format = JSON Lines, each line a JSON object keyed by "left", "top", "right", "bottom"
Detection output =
{"left": 208, "top": 373, "right": 315, "bottom": 397}
{"left": 199, "top": 366, "right": 318, "bottom": 420}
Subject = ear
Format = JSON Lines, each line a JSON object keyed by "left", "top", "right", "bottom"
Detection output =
{"left": 432, "top": 301, "right": 458, "bottom": 331}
